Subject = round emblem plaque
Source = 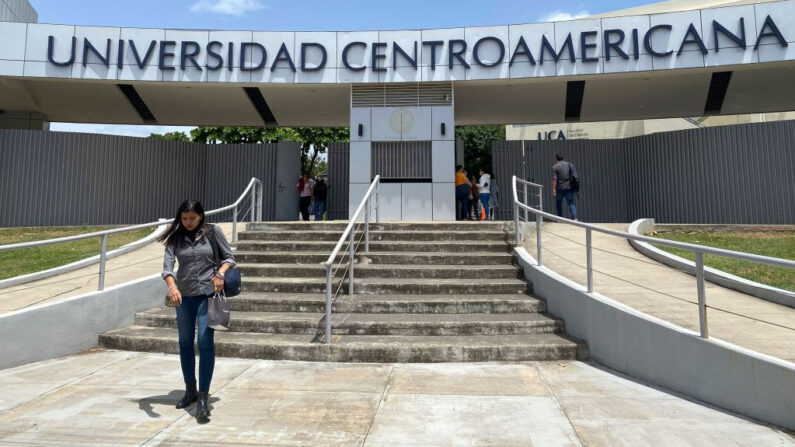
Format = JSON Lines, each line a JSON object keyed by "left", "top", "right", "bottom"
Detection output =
{"left": 389, "top": 109, "right": 414, "bottom": 134}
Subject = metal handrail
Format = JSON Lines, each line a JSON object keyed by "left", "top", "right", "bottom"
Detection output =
{"left": 0, "top": 177, "right": 264, "bottom": 291}
{"left": 511, "top": 175, "right": 795, "bottom": 338}
{"left": 322, "top": 175, "right": 381, "bottom": 344}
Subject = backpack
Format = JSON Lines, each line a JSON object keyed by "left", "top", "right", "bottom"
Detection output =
{"left": 568, "top": 162, "right": 580, "bottom": 193}
{"left": 314, "top": 179, "right": 328, "bottom": 200}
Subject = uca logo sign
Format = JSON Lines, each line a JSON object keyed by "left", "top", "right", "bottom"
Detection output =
{"left": 389, "top": 109, "right": 414, "bottom": 134}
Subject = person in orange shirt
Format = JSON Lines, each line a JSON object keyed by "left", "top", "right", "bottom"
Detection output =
{"left": 455, "top": 165, "right": 471, "bottom": 221}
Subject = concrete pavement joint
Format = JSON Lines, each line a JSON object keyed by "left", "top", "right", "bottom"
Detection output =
{"left": 14, "top": 286, "right": 84, "bottom": 310}
{"left": 140, "top": 360, "right": 259, "bottom": 445}
{"left": 361, "top": 364, "right": 395, "bottom": 447}
{"left": 0, "top": 351, "right": 138, "bottom": 416}
{"left": 536, "top": 362, "right": 586, "bottom": 447}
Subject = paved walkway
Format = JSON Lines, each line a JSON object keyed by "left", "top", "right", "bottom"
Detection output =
{"left": 0, "top": 223, "right": 235, "bottom": 314}
{"left": 0, "top": 351, "right": 791, "bottom": 446}
{"left": 522, "top": 223, "right": 795, "bottom": 362}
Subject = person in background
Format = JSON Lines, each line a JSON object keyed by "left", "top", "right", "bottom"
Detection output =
{"left": 455, "top": 165, "right": 471, "bottom": 221}
{"left": 469, "top": 174, "right": 479, "bottom": 220}
{"left": 477, "top": 168, "right": 492, "bottom": 221}
{"left": 313, "top": 174, "right": 329, "bottom": 221}
{"left": 159, "top": 200, "right": 235, "bottom": 424}
{"left": 552, "top": 153, "right": 578, "bottom": 220}
{"left": 296, "top": 172, "right": 313, "bottom": 221}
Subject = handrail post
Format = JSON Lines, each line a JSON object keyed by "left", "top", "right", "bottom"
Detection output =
{"left": 257, "top": 182, "right": 263, "bottom": 221}
{"left": 523, "top": 183, "right": 528, "bottom": 221}
{"left": 232, "top": 205, "right": 238, "bottom": 242}
{"left": 325, "top": 266, "right": 332, "bottom": 343}
{"left": 365, "top": 198, "right": 371, "bottom": 253}
{"left": 539, "top": 187, "right": 543, "bottom": 212}
{"left": 536, "top": 212, "right": 543, "bottom": 267}
{"left": 695, "top": 251, "right": 709, "bottom": 338}
{"left": 375, "top": 181, "right": 380, "bottom": 223}
{"left": 514, "top": 202, "right": 520, "bottom": 246}
{"left": 98, "top": 234, "right": 108, "bottom": 291}
{"left": 348, "top": 230, "right": 355, "bottom": 294}
{"left": 250, "top": 185, "right": 256, "bottom": 223}
{"left": 586, "top": 228, "right": 593, "bottom": 293}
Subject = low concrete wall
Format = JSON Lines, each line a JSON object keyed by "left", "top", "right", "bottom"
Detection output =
{"left": 628, "top": 219, "right": 795, "bottom": 308}
{"left": 0, "top": 274, "right": 165, "bottom": 370}
{"left": 515, "top": 247, "right": 795, "bottom": 431}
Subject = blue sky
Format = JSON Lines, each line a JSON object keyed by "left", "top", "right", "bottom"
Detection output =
{"left": 32, "top": 0, "right": 655, "bottom": 136}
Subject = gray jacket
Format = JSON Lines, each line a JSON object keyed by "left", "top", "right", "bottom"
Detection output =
{"left": 162, "top": 224, "right": 235, "bottom": 297}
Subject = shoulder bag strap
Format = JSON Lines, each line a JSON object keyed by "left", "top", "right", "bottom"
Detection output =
{"left": 205, "top": 225, "right": 221, "bottom": 271}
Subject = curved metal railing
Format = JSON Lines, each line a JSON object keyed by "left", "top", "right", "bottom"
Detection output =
{"left": 0, "top": 177, "right": 263, "bottom": 291}
{"left": 512, "top": 175, "right": 795, "bottom": 338}
{"left": 322, "top": 175, "right": 380, "bottom": 344}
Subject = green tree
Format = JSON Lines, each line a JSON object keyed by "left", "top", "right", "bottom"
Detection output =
{"left": 149, "top": 131, "right": 190, "bottom": 142}
{"left": 189, "top": 126, "right": 297, "bottom": 144}
{"left": 293, "top": 127, "right": 349, "bottom": 176}
{"left": 455, "top": 125, "right": 506, "bottom": 177}
{"left": 188, "top": 126, "right": 348, "bottom": 177}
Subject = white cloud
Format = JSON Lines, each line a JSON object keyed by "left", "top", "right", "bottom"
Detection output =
{"left": 539, "top": 10, "right": 590, "bottom": 22}
{"left": 190, "top": 0, "right": 265, "bottom": 16}
{"left": 49, "top": 123, "right": 196, "bottom": 138}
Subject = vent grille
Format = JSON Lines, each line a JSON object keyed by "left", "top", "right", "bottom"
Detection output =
{"left": 244, "top": 87, "right": 278, "bottom": 125}
{"left": 352, "top": 83, "right": 453, "bottom": 108}
{"left": 704, "top": 71, "right": 732, "bottom": 115}
{"left": 117, "top": 84, "right": 156, "bottom": 124}
{"left": 371, "top": 141, "right": 432, "bottom": 180}
{"left": 564, "top": 81, "right": 586, "bottom": 121}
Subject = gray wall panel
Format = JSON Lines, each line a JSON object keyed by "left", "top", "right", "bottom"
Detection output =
{"left": 495, "top": 121, "right": 795, "bottom": 224}
{"left": 0, "top": 130, "right": 299, "bottom": 226}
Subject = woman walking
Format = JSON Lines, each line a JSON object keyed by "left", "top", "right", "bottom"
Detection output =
{"left": 297, "top": 172, "right": 313, "bottom": 221}
{"left": 159, "top": 200, "right": 235, "bottom": 423}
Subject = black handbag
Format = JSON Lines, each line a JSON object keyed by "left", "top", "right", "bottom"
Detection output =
{"left": 207, "top": 225, "right": 241, "bottom": 297}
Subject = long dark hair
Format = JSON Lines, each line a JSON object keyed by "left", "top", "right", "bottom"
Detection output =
{"left": 157, "top": 200, "right": 207, "bottom": 246}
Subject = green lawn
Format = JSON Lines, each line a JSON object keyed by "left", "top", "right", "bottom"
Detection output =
{"left": 651, "top": 230, "right": 795, "bottom": 291}
{"left": 0, "top": 226, "right": 154, "bottom": 281}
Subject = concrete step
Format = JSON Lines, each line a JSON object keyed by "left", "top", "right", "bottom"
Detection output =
{"left": 246, "top": 221, "right": 515, "bottom": 232}
{"left": 235, "top": 240, "right": 513, "bottom": 253}
{"left": 236, "top": 263, "right": 522, "bottom": 279}
{"left": 99, "top": 326, "right": 585, "bottom": 362}
{"left": 238, "top": 230, "right": 513, "bottom": 242}
{"left": 136, "top": 307, "right": 563, "bottom": 336}
{"left": 234, "top": 251, "right": 516, "bottom": 265}
{"left": 242, "top": 277, "right": 531, "bottom": 295}
{"left": 225, "top": 293, "right": 546, "bottom": 313}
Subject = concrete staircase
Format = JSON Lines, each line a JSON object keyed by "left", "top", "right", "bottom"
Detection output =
{"left": 100, "top": 222, "right": 587, "bottom": 362}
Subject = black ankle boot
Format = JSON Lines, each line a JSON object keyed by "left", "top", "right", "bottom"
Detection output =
{"left": 197, "top": 392, "right": 211, "bottom": 422}
{"left": 176, "top": 382, "right": 198, "bottom": 409}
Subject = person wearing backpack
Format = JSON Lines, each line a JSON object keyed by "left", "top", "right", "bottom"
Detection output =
{"left": 313, "top": 175, "right": 329, "bottom": 221}
{"left": 552, "top": 153, "right": 578, "bottom": 221}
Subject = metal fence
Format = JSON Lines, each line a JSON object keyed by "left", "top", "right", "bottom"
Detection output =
{"left": 327, "top": 142, "right": 350, "bottom": 220}
{"left": 0, "top": 129, "right": 300, "bottom": 226}
{"left": 494, "top": 120, "right": 795, "bottom": 224}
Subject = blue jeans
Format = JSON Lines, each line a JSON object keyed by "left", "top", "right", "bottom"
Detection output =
{"left": 455, "top": 185, "right": 470, "bottom": 220}
{"left": 314, "top": 199, "right": 326, "bottom": 221}
{"left": 176, "top": 295, "right": 215, "bottom": 393}
{"left": 479, "top": 193, "right": 491, "bottom": 220}
{"left": 555, "top": 189, "right": 577, "bottom": 220}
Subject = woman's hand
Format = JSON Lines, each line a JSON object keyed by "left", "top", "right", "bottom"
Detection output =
{"left": 168, "top": 286, "right": 182, "bottom": 306}
{"left": 212, "top": 275, "right": 225, "bottom": 293}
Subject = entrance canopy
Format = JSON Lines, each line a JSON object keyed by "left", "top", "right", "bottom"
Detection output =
{"left": 1, "top": 1, "right": 794, "bottom": 127}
